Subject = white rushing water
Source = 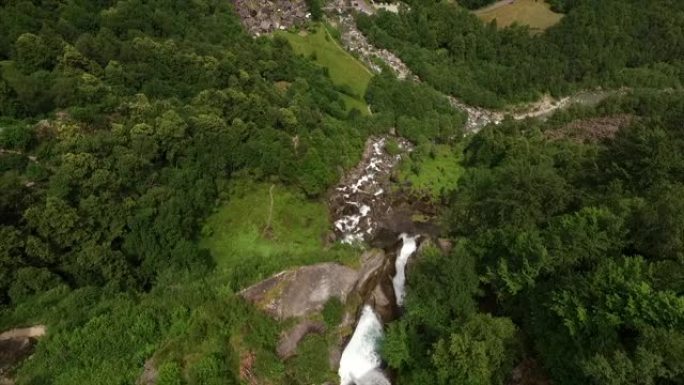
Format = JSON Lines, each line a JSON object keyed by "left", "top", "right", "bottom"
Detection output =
{"left": 392, "top": 234, "right": 417, "bottom": 307}
{"left": 338, "top": 305, "right": 386, "bottom": 385}
{"left": 333, "top": 139, "right": 388, "bottom": 244}
{"left": 338, "top": 235, "right": 419, "bottom": 385}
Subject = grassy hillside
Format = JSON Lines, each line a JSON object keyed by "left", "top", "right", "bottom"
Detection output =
{"left": 202, "top": 182, "right": 357, "bottom": 287}
{"left": 277, "top": 24, "right": 373, "bottom": 114}
{"left": 473, "top": 0, "right": 563, "bottom": 32}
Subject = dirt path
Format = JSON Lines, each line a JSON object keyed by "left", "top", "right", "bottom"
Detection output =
{"left": 0, "top": 325, "right": 46, "bottom": 341}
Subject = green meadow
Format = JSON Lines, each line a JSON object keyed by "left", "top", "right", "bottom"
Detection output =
{"left": 277, "top": 24, "right": 373, "bottom": 114}
{"left": 201, "top": 182, "right": 357, "bottom": 287}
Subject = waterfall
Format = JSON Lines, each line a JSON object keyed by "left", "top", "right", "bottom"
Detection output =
{"left": 355, "top": 369, "right": 392, "bottom": 385}
{"left": 338, "top": 235, "right": 419, "bottom": 385}
{"left": 338, "top": 305, "right": 387, "bottom": 385}
{"left": 392, "top": 234, "right": 417, "bottom": 307}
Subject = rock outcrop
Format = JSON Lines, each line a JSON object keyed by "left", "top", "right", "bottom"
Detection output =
{"left": 240, "top": 262, "right": 358, "bottom": 319}
{"left": 276, "top": 320, "right": 327, "bottom": 360}
{"left": 353, "top": 249, "right": 397, "bottom": 322}
{"left": 354, "top": 249, "right": 386, "bottom": 294}
{"left": 0, "top": 325, "right": 46, "bottom": 384}
{"left": 241, "top": 247, "right": 402, "bottom": 367}
{"left": 0, "top": 339, "right": 35, "bottom": 374}
{"left": 369, "top": 281, "right": 395, "bottom": 323}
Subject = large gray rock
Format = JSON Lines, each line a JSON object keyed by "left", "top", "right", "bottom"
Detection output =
{"left": 276, "top": 320, "right": 326, "bottom": 360}
{"left": 370, "top": 281, "right": 396, "bottom": 323}
{"left": 358, "top": 248, "right": 397, "bottom": 323}
{"left": 240, "top": 262, "right": 358, "bottom": 319}
{"left": 354, "top": 249, "right": 386, "bottom": 295}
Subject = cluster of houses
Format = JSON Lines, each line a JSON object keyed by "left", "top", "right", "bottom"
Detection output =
{"left": 233, "top": 0, "right": 312, "bottom": 35}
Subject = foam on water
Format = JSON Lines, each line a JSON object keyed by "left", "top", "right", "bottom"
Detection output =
{"left": 338, "top": 305, "right": 385, "bottom": 385}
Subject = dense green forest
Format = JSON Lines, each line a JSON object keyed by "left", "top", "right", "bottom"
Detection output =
{"left": 1, "top": 0, "right": 683, "bottom": 385}
{"left": 0, "top": 0, "right": 377, "bottom": 305}
{"left": 0, "top": 1, "right": 462, "bottom": 383}
{"left": 0, "top": 1, "right": 376, "bottom": 383}
{"left": 384, "top": 90, "right": 684, "bottom": 385}
{"left": 358, "top": 0, "right": 684, "bottom": 108}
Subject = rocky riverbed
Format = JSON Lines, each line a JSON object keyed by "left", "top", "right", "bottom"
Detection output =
{"left": 329, "top": 136, "right": 413, "bottom": 245}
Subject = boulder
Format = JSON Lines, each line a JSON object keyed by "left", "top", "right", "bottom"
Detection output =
{"left": 240, "top": 263, "right": 358, "bottom": 319}
{"left": 354, "top": 249, "right": 385, "bottom": 295}
{"left": 276, "top": 320, "right": 326, "bottom": 360}
{"left": 375, "top": 209, "right": 418, "bottom": 239}
{"left": 0, "top": 326, "right": 45, "bottom": 341}
{"left": 370, "top": 281, "right": 396, "bottom": 323}
{"left": 0, "top": 338, "right": 36, "bottom": 375}
{"left": 369, "top": 227, "right": 401, "bottom": 249}
{"left": 353, "top": 248, "right": 399, "bottom": 323}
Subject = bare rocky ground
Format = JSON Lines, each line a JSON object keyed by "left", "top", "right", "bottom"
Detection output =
{"left": 240, "top": 262, "right": 360, "bottom": 319}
